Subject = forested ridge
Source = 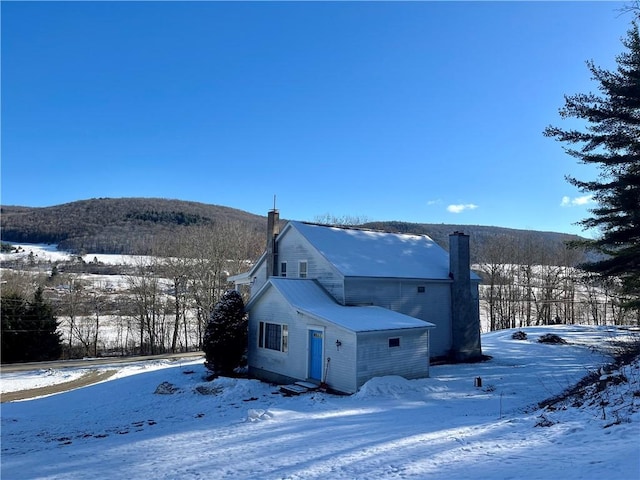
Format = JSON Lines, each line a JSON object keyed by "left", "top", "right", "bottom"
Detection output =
{"left": 1, "top": 198, "right": 266, "bottom": 255}
{"left": 1, "top": 197, "right": 584, "bottom": 263}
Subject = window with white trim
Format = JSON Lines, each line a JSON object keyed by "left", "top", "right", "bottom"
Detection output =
{"left": 280, "top": 261, "right": 287, "bottom": 277}
{"left": 299, "top": 260, "right": 308, "bottom": 278}
{"left": 258, "top": 321, "right": 288, "bottom": 352}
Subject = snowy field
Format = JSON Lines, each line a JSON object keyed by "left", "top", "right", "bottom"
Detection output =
{"left": 1, "top": 325, "right": 639, "bottom": 480}
{"left": 0, "top": 242, "right": 150, "bottom": 266}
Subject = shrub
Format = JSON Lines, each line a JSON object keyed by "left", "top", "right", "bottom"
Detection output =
{"left": 512, "top": 331, "right": 528, "bottom": 340}
{"left": 203, "top": 290, "right": 247, "bottom": 376}
{"left": 538, "top": 333, "right": 567, "bottom": 344}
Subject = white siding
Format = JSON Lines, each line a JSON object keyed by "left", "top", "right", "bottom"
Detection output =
{"left": 321, "top": 324, "right": 358, "bottom": 394}
{"left": 248, "top": 287, "right": 294, "bottom": 380}
{"left": 277, "top": 228, "right": 346, "bottom": 303}
{"left": 250, "top": 261, "right": 268, "bottom": 296}
{"left": 356, "top": 328, "right": 430, "bottom": 389}
{"left": 248, "top": 284, "right": 358, "bottom": 392}
{"left": 345, "top": 278, "right": 452, "bottom": 357}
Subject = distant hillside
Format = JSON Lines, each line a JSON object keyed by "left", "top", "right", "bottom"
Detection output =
{"left": 0, "top": 198, "right": 266, "bottom": 255}
{"left": 0, "top": 198, "right": 587, "bottom": 263}
{"left": 361, "top": 221, "right": 586, "bottom": 262}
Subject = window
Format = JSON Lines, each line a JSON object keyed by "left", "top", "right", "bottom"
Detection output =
{"left": 280, "top": 262, "right": 287, "bottom": 277}
{"left": 258, "top": 321, "right": 288, "bottom": 352}
{"left": 299, "top": 260, "right": 308, "bottom": 278}
{"left": 282, "top": 325, "right": 289, "bottom": 352}
{"left": 417, "top": 286, "right": 426, "bottom": 293}
{"left": 389, "top": 337, "right": 401, "bottom": 348}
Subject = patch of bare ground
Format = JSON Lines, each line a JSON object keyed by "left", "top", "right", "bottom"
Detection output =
{"left": 535, "top": 335, "right": 640, "bottom": 428}
{"left": 1, "top": 370, "right": 117, "bottom": 403}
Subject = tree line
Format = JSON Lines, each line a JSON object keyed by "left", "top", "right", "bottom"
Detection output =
{"left": 1, "top": 221, "right": 264, "bottom": 361}
{"left": 2, "top": 215, "right": 637, "bottom": 363}
{"left": 476, "top": 235, "right": 636, "bottom": 331}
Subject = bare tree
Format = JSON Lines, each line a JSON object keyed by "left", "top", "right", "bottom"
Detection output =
{"left": 556, "top": 244, "right": 585, "bottom": 325}
{"left": 126, "top": 257, "right": 168, "bottom": 354}
{"left": 478, "top": 235, "right": 520, "bottom": 330}
{"left": 183, "top": 222, "right": 255, "bottom": 345}
{"left": 313, "top": 213, "right": 371, "bottom": 226}
{"left": 57, "top": 274, "right": 87, "bottom": 356}
{"left": 0, "top": 269, "right": 38, "bottom": 299}
{"left": 154, "top": 241, "right": 193, "bottom": 353}
{"left": 89, "top": 288, "right": 106, "bottom": 356}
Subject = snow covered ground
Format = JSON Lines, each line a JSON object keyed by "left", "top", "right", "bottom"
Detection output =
{"left": 0, "top": 242, "right": 150, "bottom": 266}
{"left": 1, "top": 325, "right": 639, "bottom": 480}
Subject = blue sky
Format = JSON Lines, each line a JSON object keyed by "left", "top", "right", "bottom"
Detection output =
{"left": 1, "top": 1, "right": 632, "bottom": 236}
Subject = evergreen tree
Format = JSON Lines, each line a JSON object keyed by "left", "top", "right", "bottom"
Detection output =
{"left": 544, "top": 15, "right": 640, "bottom": 310}
{"left": 29, "top": 287, "right": 63, "bottom": 361}
{"left": 203, "top": 290, "right": 247, "bottom": 375}
{"left": 1, "top": 293, "right": 28, "bottom": 363}
{"left": 1, "top": 287, "right": 62, "bottom": 363}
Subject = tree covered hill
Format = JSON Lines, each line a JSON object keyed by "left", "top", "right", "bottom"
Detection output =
{"left": 361, "top": 220, "right": 585, "bottom": 263}
{"left": 0, "top": 198, "right": 266, "bottom": 255}
{"left": 1, "top": 197, "right": 585, "bottom": 262}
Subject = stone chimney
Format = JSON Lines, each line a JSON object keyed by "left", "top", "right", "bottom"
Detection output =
{"left": 449, "top": 232, "right": 482, "bottom": 361}
{"left": 266, "top": 209, "right": 280, "bottom": 278}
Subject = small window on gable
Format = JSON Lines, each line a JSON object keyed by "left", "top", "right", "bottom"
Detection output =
{"left": 280, "top": 262, "right": 287, "bottom": 277}
{"left": 417, "top": 286, "right": 426, "bottom": 293}
{"left": 299, "top": 260, "right": 308, "bottom": 278}
{"left": 389, "top": 337, "right": 401, "bottom": 348}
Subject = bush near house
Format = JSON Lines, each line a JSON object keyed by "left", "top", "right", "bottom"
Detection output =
{"left": 203, "top": 290, "right": 247, "bottom": 376}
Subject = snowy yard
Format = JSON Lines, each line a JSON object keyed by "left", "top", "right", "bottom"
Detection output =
{"left": 1, "top": 325, "right": 639, "bottom": 480}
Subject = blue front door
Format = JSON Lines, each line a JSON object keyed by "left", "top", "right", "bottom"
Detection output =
{"left": 309, "top": 330, "right": 323, "bottom": 381}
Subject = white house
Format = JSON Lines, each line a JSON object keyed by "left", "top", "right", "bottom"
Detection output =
{"left": 229, "top": 209, "right": 482, "bottom": 394}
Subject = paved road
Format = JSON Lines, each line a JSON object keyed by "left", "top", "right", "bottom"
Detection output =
{"left": 1, "top": 352, "right": 205, "bottom": 403}
{"left": 0, "top": 351, "right": 204, "bottom": 373}
{"left": 1, "top": 370, "right": 119, "bottom": 403}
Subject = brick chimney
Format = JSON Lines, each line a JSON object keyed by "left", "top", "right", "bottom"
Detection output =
{"left": 449, "top": 232, "right": 482, "bottom": 361}
{"left": 266, "top": 209, "right": 280, "bottom": 278}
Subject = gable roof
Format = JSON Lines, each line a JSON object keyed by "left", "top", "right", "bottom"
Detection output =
{"left": 288, "top": 221, "right": 453, "bottom": 280}
{"left": 229, "top": 220, "right": 481, "bottom": 284}
{"left": 248, "top": 278, "right": 434, "bottom": 333}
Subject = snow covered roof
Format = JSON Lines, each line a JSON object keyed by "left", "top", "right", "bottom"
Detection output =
{"left": 288, "top": 221, "right": 456, "bottom": 280}
{"left": 251, "top": 278, "right": 434, "bottom": 333}
{"left": 231, "top": 221, "right": 480, "bottom": 283}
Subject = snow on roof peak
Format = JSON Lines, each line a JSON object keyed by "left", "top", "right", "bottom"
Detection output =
{"left": 289, "top": 221, "right": 452, "bottom": 279}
